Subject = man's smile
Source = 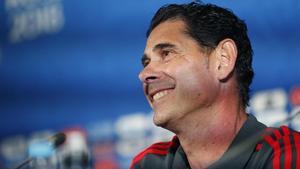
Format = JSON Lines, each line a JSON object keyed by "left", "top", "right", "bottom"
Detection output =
{"left": 145, "top": 82, "right": 175, "bottom": 102}
{"left": 152, "top": 89, "right": 173, "bottom": 101}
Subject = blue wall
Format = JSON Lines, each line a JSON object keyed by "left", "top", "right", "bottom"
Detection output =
{"left": 0, "top": 0, "right": 300, "bottom": 137}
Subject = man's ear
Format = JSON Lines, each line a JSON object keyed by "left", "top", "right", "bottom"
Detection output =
{"left": 214, "top": 38, "right": 237, "bottom": 81}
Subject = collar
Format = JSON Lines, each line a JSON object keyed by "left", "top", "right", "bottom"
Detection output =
{"left": 174, "top": 114, "right": 266, "bottom": 169}
{"left": 207, "top": 114, "right": 266, "bottom": 169}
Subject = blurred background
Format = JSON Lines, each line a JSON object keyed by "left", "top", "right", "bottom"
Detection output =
{"left": 0, "top": 0, "right": 300, "bottom": 168}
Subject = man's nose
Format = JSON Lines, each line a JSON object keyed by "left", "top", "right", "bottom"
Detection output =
{"left": 138, "top": 62, "right": 163, "bottom": 83}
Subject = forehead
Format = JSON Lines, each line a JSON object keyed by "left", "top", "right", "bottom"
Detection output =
{"left": 146, "top": 19, "right": 190, "bottom": 48}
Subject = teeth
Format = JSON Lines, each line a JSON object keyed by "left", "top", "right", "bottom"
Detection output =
{"left": 153, "top": 90, "right": 170, "bottom": 101}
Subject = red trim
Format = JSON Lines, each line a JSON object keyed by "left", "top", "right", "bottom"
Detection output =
{"left": 130, "top": 139, "right": 178, "bottom": 169}
{"left": 255, "top": 143, "right": 262, "bottom": 151}
{"left": 149, "top": 141, "right": 177, "bottom": 150}
{"left": 274, "top": 129, "right": 282, "bottom": 140}
{"left": 282, "top": 126, "right": 292, "bottom": 169}
{"left": 264, "top": 135, "right": 280, "bottom": 169}
{"left": 131, "top": 149, "right": 168, "bottom": 168}
{"left": 293, "top": 133, "right": 300, "bottom": 169}
{"left": 281, "top": 126, "right": 290, "bottom": 136}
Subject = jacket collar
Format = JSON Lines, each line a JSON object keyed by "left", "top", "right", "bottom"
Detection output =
{"left": 174, "top": 114, "right": 266, "bottom": 169}
{"left": 207, "top": 114, "right": 266, "bottom": 169}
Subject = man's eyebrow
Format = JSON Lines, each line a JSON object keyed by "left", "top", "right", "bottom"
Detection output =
{"left": 153, "top": 43, "right": 177, "bottom": 52}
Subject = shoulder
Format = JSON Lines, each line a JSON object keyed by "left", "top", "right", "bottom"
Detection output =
{"left": 262, "top": 125, "right": 300, "bottom": 149}
{"left": 256, "top": 126, "right": 300, "bottom": 168}
{"left": 130, "top": 136, "right": 179, "bottom": 169}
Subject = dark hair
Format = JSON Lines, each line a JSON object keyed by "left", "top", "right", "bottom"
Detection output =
{"left": 146, "top": 2, "right": 254, "bottom": 108}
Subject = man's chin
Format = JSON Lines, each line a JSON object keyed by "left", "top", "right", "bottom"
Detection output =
{"left": 153, "top": 115, "right": 167, "bottom": 127}
{"left": 153, "top": 114, "right": 170, "bottom": 128}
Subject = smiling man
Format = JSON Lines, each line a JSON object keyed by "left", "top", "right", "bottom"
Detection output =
{"left": 131, "top": 2, "right": 300, "bottom": 169}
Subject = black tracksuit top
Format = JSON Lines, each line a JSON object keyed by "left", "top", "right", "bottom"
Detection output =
{"left": 131, "top": 115, "right": 300, "bottom": 169}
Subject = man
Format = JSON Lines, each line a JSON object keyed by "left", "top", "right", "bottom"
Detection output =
{"left": 131, "top": 2, "right": 300, "bottom": 169}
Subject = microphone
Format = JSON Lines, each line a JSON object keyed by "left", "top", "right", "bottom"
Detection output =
{"left": 48, "top": 132, "right": 66, "bottom": 149}
{"left": 14, "top": 132, "right": 66, "bottom": 169}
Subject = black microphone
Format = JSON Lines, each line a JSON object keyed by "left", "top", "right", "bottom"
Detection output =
{"left": 49, "top": 132, "right": 66, "bottom": 149}
{"left": 14, "top": 132, "right": 66, "bottom": 169}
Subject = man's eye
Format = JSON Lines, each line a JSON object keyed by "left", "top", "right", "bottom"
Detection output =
{"left": 161, "top": 50, "right": 170, "bottom": 58}
{"left": 142, "top": 59, "right": 150, "bottom": 67}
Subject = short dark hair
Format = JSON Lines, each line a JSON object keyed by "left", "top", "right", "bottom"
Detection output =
{"left": 146, "top": 2, "right": 254, "bottom": 108}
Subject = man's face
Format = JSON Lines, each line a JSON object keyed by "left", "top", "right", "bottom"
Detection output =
{"left": 139, "top": 20, "right": 219, "bottom": 129}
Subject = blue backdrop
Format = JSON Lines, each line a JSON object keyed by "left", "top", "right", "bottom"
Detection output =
{"left": 0, "top": 0, "right": 300, "bottom": 138}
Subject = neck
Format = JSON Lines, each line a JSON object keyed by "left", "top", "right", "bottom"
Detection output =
{"left": 174, "top": 94, "right": 247, "bottom": 169}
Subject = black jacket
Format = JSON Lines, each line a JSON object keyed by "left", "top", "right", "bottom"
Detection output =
{"left": 131, "top": 115, "right": 300, "bottom": 169}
